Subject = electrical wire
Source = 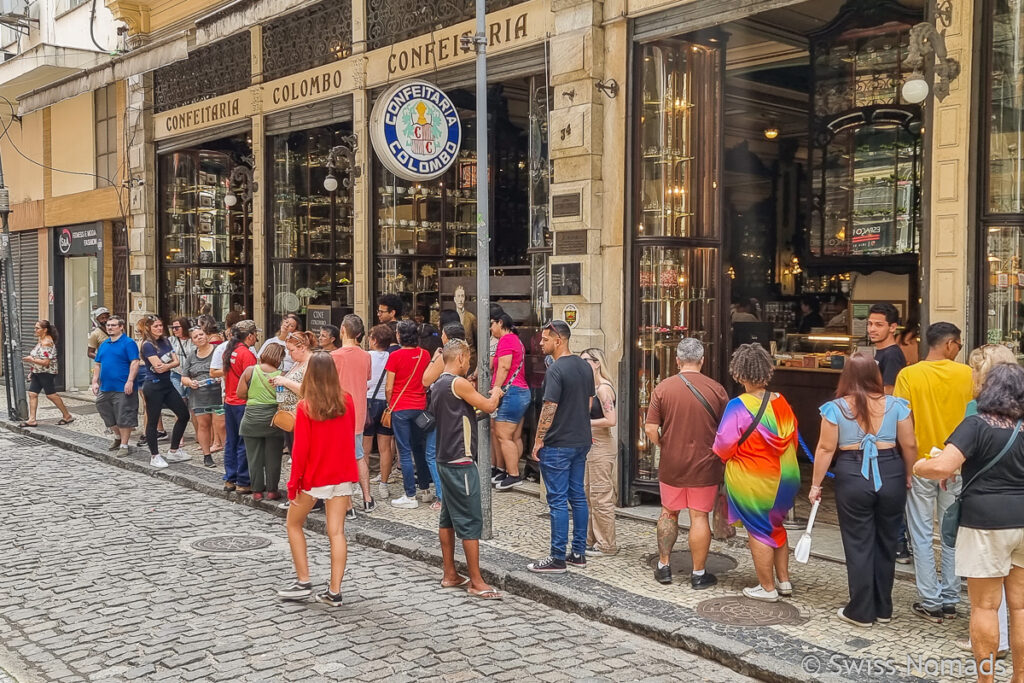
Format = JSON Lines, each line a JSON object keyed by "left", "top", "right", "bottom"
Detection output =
{"left": 89, "top": 0, "right": 109, "bottom": 53}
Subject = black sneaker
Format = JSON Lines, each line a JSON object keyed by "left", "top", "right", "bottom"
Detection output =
{"left": 203, "top": 455, "right": 215, "bottom": 468}
{"left": 495, "top": 474, "right": 523, "bottom": 491}
{"left": 346, "top": 506, "right": 357, "bottom": 521}
{"left": 316, "top": 589, "right": 343, "bottom": 607}
{"left": 277, "top": 580, "right": 312, "bottom": 600}
{"left": 312, "top": 499, "right": 325, "bottom": 512}
{"left": 363, "top": 499, "right": 376, "bottom": 514}
{"left": 912, "top": 602, "right": 944, "bottom": 624}
{"left": 566, "top": 552, "right": 587, "bottom": 568}
{"left": 108, "top": 437, "right": 122, "bottom": 452}
{"left": 691, "top": 572, "right": 718, "bottom": 590}
{"left": 490, "top": 469, "right": 507, "bottom": 485}
{"left": 156, "top": 430, "right": 169, "bottom": 441}
{"left": 895, "top": 542, "right": 912, "bottom": 564}
{"left": 942, "top": 605, "right": 958, "bottom": 619}
{"left": 654, "top": 565, "right": 672, "bottom": 585}
{"left": 136, "top": 436, "right": 147, "bottom": 447}
{"left": 527, "top": 556, "right": 567, "bottom": 574}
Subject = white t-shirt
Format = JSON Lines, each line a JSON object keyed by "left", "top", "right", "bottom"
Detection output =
{"left": 367, "top": 350, "right": 389, "bottom": 399}
{"left": 259, "top": 337, "right": 293, "bottom": 372}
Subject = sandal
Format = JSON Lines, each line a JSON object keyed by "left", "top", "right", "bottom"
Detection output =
{"left": 18, "top": 421, "right": 37, "bottom": 427}
{"left": 440, "top": 576, "right": 470, "bottom": 589}
{"left": 430, "top": 500, "right": 442, "bottom": 511}
{"left": 57, "top": 417, "right": 75, "bottom": 426}
{"left": 467, "top": 587, "right": 504, "bottom": 600}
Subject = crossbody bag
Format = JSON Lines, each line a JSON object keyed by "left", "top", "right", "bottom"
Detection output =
{"left": 941, "top": 419, "right": 1022, "bottom": 547}
{"left": 739, "top": 392, "right": 770, "bottom": 447}
{"left": 679, "top": 373, "right": 717, "bottom": 421}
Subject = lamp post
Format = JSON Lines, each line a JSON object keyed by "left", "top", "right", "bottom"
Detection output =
{"left": 0, "top": 154, "right": 27, "bottom": 421}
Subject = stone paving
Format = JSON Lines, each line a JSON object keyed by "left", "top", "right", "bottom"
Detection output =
{"left": 7, "top": 391, "right": 1011, "bottom": 682}
{"left": 0, "top": 431, "right": 753, "bottom": 683}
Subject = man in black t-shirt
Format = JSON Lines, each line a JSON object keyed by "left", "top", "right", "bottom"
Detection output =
{"left": 867, "top": 303, "right": 907, "bottom": 395}
{"left": 526, "top": 320, "right": 595, "bottom": 575}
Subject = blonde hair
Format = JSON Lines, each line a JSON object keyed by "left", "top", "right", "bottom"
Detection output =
{"left": 968, "top": 344, "right": 1017, "bottom": 396}
{"left": 581, "top": 348, "right": 615, "bottom": 389}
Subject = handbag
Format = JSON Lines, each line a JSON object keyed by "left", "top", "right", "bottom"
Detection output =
{"left": 382, "top": 350, "right": 426, "bottom": 429}
{"left": 941, "top": 419, "right": 1021, "bottom": 547}
{"left": 365, "top": 368, "right": 388, "bottom": 432}
{"left": 415, "top": 410, "right": 437, "bottom": 432}
{"left": 272, "top": 409, "right": 295, "bottom": 432}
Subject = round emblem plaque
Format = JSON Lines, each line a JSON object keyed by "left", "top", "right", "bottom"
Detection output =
{"left": 370, "top": 80, "right": 462, "bottom": 182}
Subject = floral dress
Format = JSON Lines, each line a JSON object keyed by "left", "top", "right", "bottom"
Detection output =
{"left": 279, "top": 361, "right": 307, "bottom": 414}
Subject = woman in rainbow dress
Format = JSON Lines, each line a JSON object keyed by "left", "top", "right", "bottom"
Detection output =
{"left": 713, "top": 343, "right": 800, "bottom": 603}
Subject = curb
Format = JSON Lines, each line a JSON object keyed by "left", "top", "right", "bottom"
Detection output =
{"left": 3, "top": 420, "right": 927, "bottom": 683}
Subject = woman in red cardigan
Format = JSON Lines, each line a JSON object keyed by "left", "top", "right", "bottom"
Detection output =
{"left": 277, "top": 351, "right": 358, "bottom": 606}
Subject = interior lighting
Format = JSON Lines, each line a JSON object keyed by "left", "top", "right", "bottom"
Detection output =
{"left": 763, "top": 126, "right": 780, "bottom": 140}
{"left": 224, "top": 191, "right": 237, "bottom": 207}
{"left": 323, "top": 173, "right": 339, "bottom": 192}
{"left": 901, "top": 73, "right": 930, "bottom": 104}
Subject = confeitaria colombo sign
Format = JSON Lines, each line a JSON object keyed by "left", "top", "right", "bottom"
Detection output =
{"left": 370, "top": 80, "right": 462, "bottom": 181}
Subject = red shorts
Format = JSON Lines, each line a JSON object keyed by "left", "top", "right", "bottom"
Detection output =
{"left": 659, "top": 482, "right": 718, "bottom": 513}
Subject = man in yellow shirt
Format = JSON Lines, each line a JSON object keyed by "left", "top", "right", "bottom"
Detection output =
{"left": 893, "top": 322, "right": 973, "bottom": 624}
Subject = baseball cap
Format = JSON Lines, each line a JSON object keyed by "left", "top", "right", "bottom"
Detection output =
{"left": 234, "top": 320, "right": 258, "bottom": 337}
{"left": 542, "top": 320, "right": 572, "bottom": 339}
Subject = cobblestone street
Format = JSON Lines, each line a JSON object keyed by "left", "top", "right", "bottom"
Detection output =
{"left": 0, "top": 430, "right": 752, "bottom": 683}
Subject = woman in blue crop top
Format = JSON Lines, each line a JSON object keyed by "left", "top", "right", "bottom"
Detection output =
{"left": 809, "top": 353, "right": 918, "bottom": 627}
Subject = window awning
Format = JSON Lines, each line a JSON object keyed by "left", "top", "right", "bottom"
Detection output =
{"left": 17, "top": 33, "right": 190, "bottom": 115}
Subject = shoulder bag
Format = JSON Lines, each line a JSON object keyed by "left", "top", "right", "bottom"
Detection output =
{"left": 384, "top": 350, "right": 425, "bottom": 429}
{"left": 941, "top": 419, "right": 1022, "bottom": 547}
{"left": 679, "top": 373, "right": 718, "bottom": 421}
{"left": 738, "top": 391, "right": 771, "bottom": 447}
{"left": 365, "top": 368, "right": 388, "bottom": 432}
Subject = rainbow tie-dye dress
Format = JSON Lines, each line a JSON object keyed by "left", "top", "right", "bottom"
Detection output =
{"left": 712, "top": 392, "right": 800, "bottom": 549}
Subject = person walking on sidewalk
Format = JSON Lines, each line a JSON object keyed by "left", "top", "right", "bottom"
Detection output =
{"left": 237, "top": 344, "right": 285, "bottom": 501}
{"left": 714, "top": 343, "right": 799, "bottom": 603}
{"left": 645, "top": 338, "right": 728, "bottom": 587}
{"left": 331, "top": 314, "right": 376, "bottom": 518}
{"left": 86, "top": 307, "right": 110, "bottom": 361}
{"left": 21, "top": 320, "right": 75, "bottom": 427}
{"left": 139, "top": 316, "right": 191, "bottom": 468}
{"left": 365, "top": 324, "right": 397, "bottom": 499}
{"left": 216, "top": 320, "right": 260, "bottom": 493}
{"left": 91, "top": 316, "right": 139, "bottom": 454}
{"left": 809, "top": 353, "right": 917, "bottom": 627}
{"left": 581, "top": 347, "right": 618, "bottom": 557}
{"left": 527, "top": 320, "right": 594, "bottom": 574}
{"left": 386, "top": 320, "right": 431, "bottom": 509}
{"left": 431, "top": 338, "right": 505, "bottom": 598}
{"left": 489, "top": 312, "right": 531, "bottom": 491}
{"left": 180, "top": 326, "right": 221, "bottom": 468}
{"left": 278, "top": 351, "right": 358, "bottom": 607}
{"left": 894, "top": 322, "right": 973, "bottom": 623}
{"left": 914, "top": 363, "right": 1024, "bottom": 680}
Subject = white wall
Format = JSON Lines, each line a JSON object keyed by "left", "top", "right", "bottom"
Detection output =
{"left": 2, "top": 0, "right": 118, "bottom": 56}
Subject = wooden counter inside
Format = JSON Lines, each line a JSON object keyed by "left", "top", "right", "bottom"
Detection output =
{"left": 770, "top": 366, "right": 841, "bottom": 451}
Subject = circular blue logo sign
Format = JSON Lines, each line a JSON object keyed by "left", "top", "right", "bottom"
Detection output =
{"left": 370, "top": 80, "right": 462, "bottom": 181}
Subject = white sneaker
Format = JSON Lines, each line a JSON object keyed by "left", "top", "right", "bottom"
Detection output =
{"left": 164, "top": 450, "right": 191, "bottom": 463}
{"left": 742, "top": 585, "right": 780, "bottom": 602}
{"left": 150, "top": 454, "right": 169, "bottom": 469}
{"left": 378, "top": 482, "right": 390, "bottom": 500}
{"left": 370, "top": 474, "right": 381, "bottom": 484}
{"left": 776, "top": 581, "right": 793, "bottom": 596}
{"left": 390, "top": 495, "right": 419, "bottom": 509}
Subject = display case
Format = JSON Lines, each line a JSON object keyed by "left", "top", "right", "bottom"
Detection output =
{"left": 987, "top": 0, "right": 1024, "bottom": 215}
{"left": 268, "top": 124, "right": 354, "bottom": 328}
{"left": 629, "top": 38, "right": 722, "bottom": 488}
{"left": 159, "top": 140, "right": 252, "bottom": 321}
{"left": 808, "top": 0, "right": 922, "bottom": 260}
{"left": 982, "top": 227, "right": 1024, "bottom": 360}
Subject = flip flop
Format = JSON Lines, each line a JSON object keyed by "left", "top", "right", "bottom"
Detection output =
{"left": 440, "top": 576, "right": 470, "bottom": 589}
{"left": 468, "top": 587, "right": 503, "bottom": 600}
{"left": 57, "top": 417, "right": 75, "bottom": 426}
{"left": 18, "top": 421, "right": 37, "bottom": 427}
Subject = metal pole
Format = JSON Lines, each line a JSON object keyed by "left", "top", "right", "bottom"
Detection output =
{"left": 473, "top": 0, "right": 492, "bottom": 540}
{"left": 0, "top": 152, "right": 27, "bottom": 422}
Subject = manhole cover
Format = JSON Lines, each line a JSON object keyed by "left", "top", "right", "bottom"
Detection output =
{"left": 645, "top": 550, "right": 738, "bottom": 575}
{"left": 696, "top": 596, "right": 806, "bottom": 626}
{"left": 6, "top": 437, "right": 40, "bottom": 447}
{"left": 190, "top": 535, "right": 272, "bottom": 553}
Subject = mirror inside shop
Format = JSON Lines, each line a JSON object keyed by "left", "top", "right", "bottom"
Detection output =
{"left": 632, "top": 0, "right": 930, "bottom": 488}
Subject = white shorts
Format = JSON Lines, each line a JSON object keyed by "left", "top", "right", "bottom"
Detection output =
{"left": 955, "top": 527, "right": 1024, "bottom": 578}
{"left": 303, "top": 482, "right": 356, "bottom": 500}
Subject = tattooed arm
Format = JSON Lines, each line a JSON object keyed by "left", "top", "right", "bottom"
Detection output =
{"left": 591, "top": 383, "right": 616, "bottom": 429}
{"left": 531, "top": 401, "right": 557, "bottom": 461}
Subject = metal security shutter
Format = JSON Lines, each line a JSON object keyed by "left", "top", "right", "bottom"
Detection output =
{"left": 633, "top": 0, "right": 807, "bottom": 42}
{"left": 10, "top": 231, "right": 39, "bottom": 357}
{"left": 265, "top": 94, "right": 353, "bottom": 135}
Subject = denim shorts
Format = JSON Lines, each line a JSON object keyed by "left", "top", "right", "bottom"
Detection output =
{"left": 364, "top": 398, "right": 394, "bottom": 436}
{"left": 494, "top": 385, "right": 531, "bottom": 424}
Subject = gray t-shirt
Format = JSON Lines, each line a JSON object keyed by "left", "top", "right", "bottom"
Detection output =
{"left": 181, "top": 348, "right": 222, "bottom": 410}
{"left": 541, "top": 354, "right": 595, "bottom": 449}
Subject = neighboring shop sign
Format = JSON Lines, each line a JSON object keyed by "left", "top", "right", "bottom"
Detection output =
{"left": 370, "top": 80, "right": 462, "bottom": 181}
{"left": 58, "top": 223, "right": 101, "bottom": 256}
{"left": 306, "top": 304, "right": 332, "bottom": 331}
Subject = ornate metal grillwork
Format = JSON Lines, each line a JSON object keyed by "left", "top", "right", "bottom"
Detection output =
{"left": 153, "top": 32, "right": 251, "bottom": 113}
{"left": 367, "top": 0, "right": 527, "bottom": 51}
{"left": 261, "top": 0, "right": 353, "bottom": 82}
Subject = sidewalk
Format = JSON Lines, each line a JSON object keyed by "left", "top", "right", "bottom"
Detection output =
{"left": 3, "top": 391, "right": 993, "bottom": 683}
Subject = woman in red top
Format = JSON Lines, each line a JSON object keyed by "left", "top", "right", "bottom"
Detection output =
{"left": 385, "top": 320, "right": 431, "bottom": 509}
{"left": 279, "top": 351, "right": 357, "bottom": 607}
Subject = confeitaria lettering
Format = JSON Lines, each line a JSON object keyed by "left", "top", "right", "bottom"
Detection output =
{"left": 387, "top": 13, "right": 529, "bottom": 75}
{"left": 164, "top": 98, "right": 242, "bottom": 133}
{"left": 271, "top": 68, "right": 346, "bottom": 105}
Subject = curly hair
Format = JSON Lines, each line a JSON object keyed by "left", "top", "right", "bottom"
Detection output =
{"left": 977, "top": 364, "right": 1024, "bottom": 421}
{"left": 729, "top": 343, "right": 774, "bottom": 387}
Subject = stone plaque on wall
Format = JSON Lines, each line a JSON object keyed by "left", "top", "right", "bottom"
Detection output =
{"left": 556, "top": 230, "right": 588, "bottom": 255}
{"left": 551, "top": 263, "right": 582, "bottom": 296}
{"left": 552, "top": 192, "right": 581, "bottom": 218}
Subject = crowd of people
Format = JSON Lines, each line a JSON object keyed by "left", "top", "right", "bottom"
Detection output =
{"left": 18, "top": 297, "right": 1024, "bottom": 679}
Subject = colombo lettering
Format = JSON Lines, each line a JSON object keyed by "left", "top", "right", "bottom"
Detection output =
{"left": 271, "top": 68, "right": 346, "bottom": 105}
{"left": 164, "top": 98, "right": 241, "bottom": 133}
{"left": 387, "top": 13, "right": 528, "bottom": 75}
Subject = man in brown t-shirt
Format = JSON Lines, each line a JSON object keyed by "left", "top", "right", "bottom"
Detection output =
{"left": 645, "top": 338, "right": 728, "bottom": 589}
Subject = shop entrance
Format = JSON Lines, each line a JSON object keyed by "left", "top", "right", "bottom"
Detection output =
{"left": 63, "top": 256, "right": 99, "bottom": 390}
{"left": 627, "top": 0, "right": 925, "bottom": 507}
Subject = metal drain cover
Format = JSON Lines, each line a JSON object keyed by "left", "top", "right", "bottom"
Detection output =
{"left": 190, "top": 535, "right": 272, "bottom": 553}
{"left": 6, "top": 437, "right": 40, "bottom": 447}
{"left": 645, "top": 550, "right": 738, "bottom": 575}
{"left": 696, "top": 596, "right": 806, "bottom": 626}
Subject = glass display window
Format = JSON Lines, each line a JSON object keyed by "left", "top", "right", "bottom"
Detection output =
{"left": 983, "top": 227, "right": 1024, "bottom": 359}
{"left": 158, "top": 134, "right": 253, "bottom": 322}
{"left": 268, "top": 123, "right": 355, "bottom": 329}
{"left": 988, "top": 0, "right": 1024, "bottom": 215}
